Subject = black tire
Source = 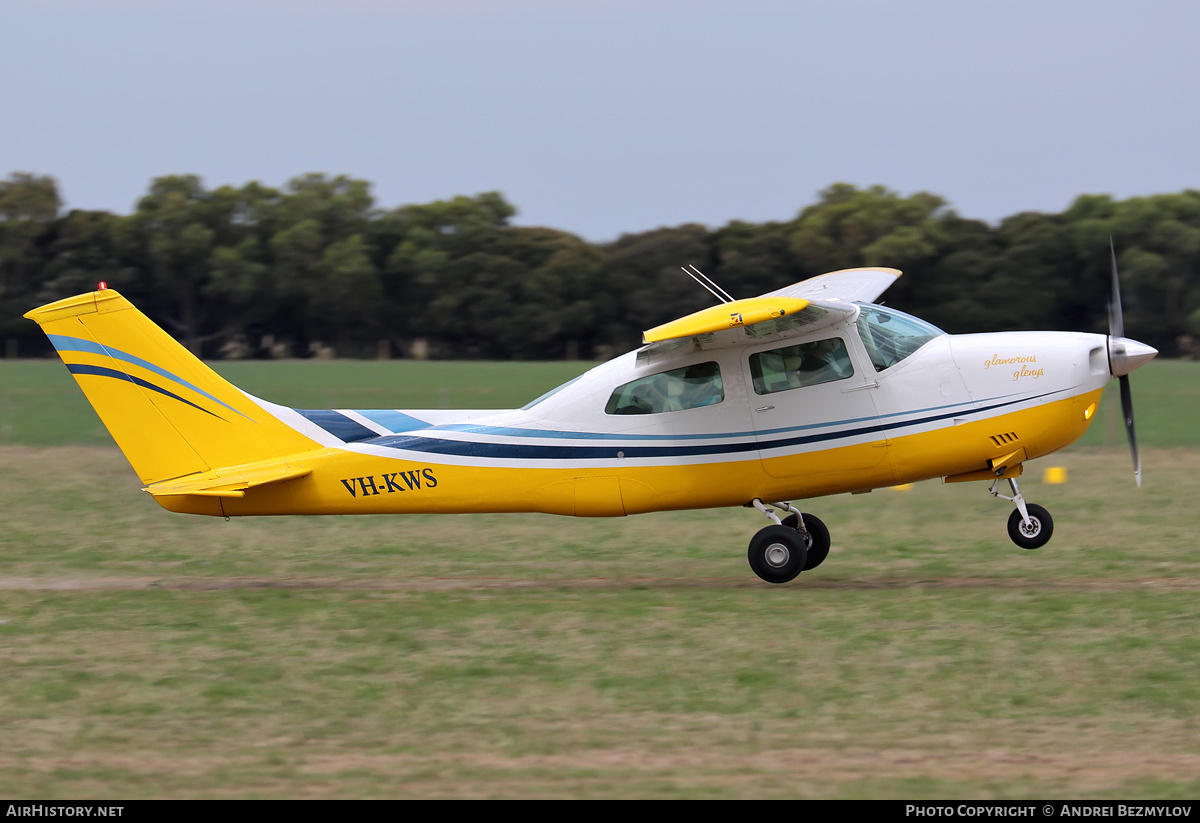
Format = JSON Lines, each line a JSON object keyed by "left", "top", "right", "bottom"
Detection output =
{"left": 1007, "top": 504, "right": 1054, "bottom": 550}
{"left": 781, "top": 513, "right": 832, "bottom": 570}
{"left": 748, "top": 525, "right": 808, "bottom": 584}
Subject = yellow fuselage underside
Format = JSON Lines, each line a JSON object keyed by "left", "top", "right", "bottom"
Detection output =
{"left": 155, "top": 389, "right": 1102, "bottom": 518}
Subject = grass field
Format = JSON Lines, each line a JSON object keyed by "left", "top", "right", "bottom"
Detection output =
{"left": 1, "top": 359, "right": 1198, "bottom": 798}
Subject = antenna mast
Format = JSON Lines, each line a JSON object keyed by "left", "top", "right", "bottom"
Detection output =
{"left": 680, "top": 265, "right": 735, "bottom": 304}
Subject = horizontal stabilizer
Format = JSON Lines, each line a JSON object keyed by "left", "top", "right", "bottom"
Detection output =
{"left": 144, "top": 462, "right": 312, "bottom": 499}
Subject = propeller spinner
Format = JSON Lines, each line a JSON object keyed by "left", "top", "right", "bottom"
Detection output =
{"left": 1106, "top": 240, "right": 1158, "bottom": 487}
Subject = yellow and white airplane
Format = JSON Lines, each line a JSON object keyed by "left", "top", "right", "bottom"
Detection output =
{"left": 24, "top": 260, "right": 1156, "bottom": 583}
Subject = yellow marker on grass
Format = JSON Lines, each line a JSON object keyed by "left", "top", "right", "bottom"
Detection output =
{"left": 1043, "top": 467, "right": 1068, "bottom": 484}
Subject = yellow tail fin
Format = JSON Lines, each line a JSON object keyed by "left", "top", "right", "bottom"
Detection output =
{"left": 25, "top": 289, "right": 318, "bottom": 484}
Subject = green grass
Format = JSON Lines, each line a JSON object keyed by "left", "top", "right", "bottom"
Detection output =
{"left": 1, "top": 445, "right": 1198, "bottom": 798}
{"left": 2, "top": 582, "right": 1196, "bottom": 798}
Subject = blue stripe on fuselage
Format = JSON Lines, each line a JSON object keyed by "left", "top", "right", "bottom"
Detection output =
{"left": 351, "top": 409, "right": 430, "bottom": 433}
{"left": 294, "top": 409, "right": 380, "bottom": 443}
{"left": 357, "top": 391, "right": 1062, "bottom": 460}
{"left": 426, "top": 394, "right": 1039, "bottom": 442}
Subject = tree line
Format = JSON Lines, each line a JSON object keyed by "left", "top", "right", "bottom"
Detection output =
{"left": 3, "top": 172, "right": 1199, "bottom": 360}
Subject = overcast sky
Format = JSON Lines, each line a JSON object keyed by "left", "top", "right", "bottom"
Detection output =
{"left": 4, "top": 0, "right": 1198, "bottom": 241}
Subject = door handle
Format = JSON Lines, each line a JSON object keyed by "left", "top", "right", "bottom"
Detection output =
{"left": 755, "top": 405, "right": 775, "bottom": 412}
{"left": 841, "top": 380, "right": 879, "bottom": 392}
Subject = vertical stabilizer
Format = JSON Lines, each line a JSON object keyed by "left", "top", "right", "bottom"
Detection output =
{"left": 24, "top": 290, "right": 318, "bottom": 484}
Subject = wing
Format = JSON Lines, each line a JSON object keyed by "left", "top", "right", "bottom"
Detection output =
{"left": 640, "top": 267, "right": 901, "bottom": 349}
{"left": 758, "top": 267, "right": 901, "bottom": 303}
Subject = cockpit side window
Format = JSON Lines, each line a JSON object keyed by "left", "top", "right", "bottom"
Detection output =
{"left": 749, "top": 337, "right": 854, "bottom": 395}
{"left": 855, "top": 304, "right": 946, "bottom": 372}
{"left": 605, "top": 361, "right": 724, "bottom": 415}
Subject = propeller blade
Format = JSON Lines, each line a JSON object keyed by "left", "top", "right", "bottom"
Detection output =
{"left": 1106, "top": 240, "right": 1149, "bottom": 486}
{"left": 1119, "top": 374, "right": 1141, "bottom": 488}
{"left": 1108, "top": 237, "right": 1125, "bottom": 340}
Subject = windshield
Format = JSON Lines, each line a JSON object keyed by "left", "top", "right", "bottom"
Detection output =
{"left": 855, "top": 303, "right": 946, "bottom": 372}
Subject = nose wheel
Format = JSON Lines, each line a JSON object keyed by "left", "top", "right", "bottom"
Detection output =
{"left": 990, "top": 478, "right": 1054, "bottom": 550}
{"left": 1007, "top": 504, "right": 1053, "bottom": 549}
{"left": 746, "top": 499, "right": 831, "bottom": 583}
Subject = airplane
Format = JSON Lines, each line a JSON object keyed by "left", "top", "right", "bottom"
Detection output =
{"left": 23, "top": 253, "right": 1157, "bottom": 584}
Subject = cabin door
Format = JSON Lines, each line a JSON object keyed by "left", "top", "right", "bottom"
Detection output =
{"left": 744, "top": 332, "right": 891, "bottom": 481}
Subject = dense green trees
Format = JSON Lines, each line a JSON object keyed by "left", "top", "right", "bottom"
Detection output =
{"left": 3, "top": 172, "right": 1199, "bottom": 360}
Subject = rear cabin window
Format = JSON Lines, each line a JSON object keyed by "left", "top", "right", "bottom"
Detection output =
{"left": 605, "top": 362, "right": 724, "bottom": 415}
{"left": 749, "top": 338, "right": 854, "bottom": 395}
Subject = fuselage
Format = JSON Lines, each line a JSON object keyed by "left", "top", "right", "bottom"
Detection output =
{"left": 157, "top": 304, "right": 1115, "bottom": 518}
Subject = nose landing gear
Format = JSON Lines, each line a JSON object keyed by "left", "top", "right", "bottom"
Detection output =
{"left": 746, "top": 499, "right": 831, "bottom": 583}
{"left": 990, "top": 478, "right": 1054, "bottom": 550}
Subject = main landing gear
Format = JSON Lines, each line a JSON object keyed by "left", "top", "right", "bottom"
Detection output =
{"left": 746, "top": 499, "right": 831, "bottom": 584}
{"left": 989, "top": 477, "right": 1054, "bottom": 550}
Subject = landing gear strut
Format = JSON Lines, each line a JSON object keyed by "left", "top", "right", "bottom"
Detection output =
{"left": 746, "top": 499, "right": 831, "bottom": 583}
{"left": 989, "top": 478, "right": 1054, "bottom": 550}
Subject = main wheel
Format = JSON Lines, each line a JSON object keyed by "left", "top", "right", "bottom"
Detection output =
{"left": 781, "top": 513, "right": 831, "bottom": 570}
{"left": 748, "top": 525, "right": 808, "bottom": 584}
{"left": 1007, "top": 504, "right": 1053, "bottom": 550}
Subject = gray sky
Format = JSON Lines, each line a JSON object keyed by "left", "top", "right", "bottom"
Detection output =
{"left": 4, "top": 0, "right": 1198, "bottom": 241}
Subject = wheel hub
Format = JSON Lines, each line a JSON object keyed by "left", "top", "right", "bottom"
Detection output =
{"left": 1019, "top": 518, "right": 1042, "bottom": 538}
{"left": 764, "top": 542, "right": 790, "bottom": 568}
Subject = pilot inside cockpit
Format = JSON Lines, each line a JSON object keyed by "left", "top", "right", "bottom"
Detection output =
{"left": 797, "top": 338, "right": 853, "bottom": 384}
{"left": 750, "top": 338, "right": 854, "bottom": 395}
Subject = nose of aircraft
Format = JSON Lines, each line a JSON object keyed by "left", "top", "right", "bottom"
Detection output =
{"left": 1109, "top": 337, "right": 1158, "bottom": 378}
